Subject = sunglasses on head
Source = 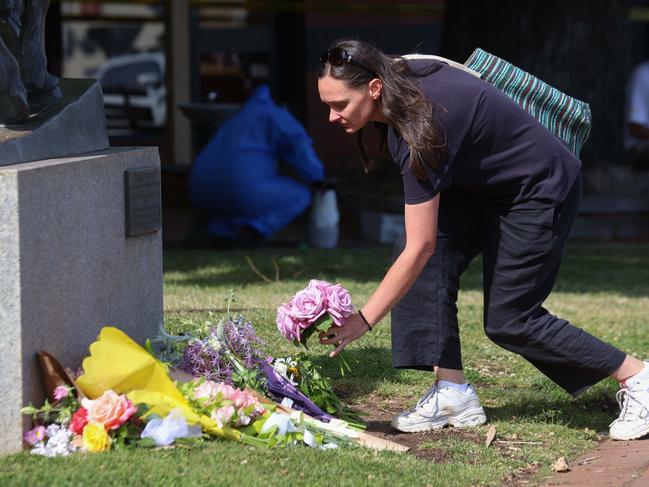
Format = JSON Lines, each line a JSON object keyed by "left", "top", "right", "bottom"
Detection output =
{"left": 319, "top": 47, "right": 376, "bottom": 77}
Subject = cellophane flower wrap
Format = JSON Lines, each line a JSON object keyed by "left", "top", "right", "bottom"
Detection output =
{"left": 277, "top": 280, "right": 354, "bottom": 347}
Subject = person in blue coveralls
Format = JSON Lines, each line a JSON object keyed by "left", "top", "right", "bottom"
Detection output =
{"left": 189, "top": 83, "right": 325, "bottom": 247}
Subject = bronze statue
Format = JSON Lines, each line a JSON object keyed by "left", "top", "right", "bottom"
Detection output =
{"left": 0, "top": 0, "right": 60, "bottom": 125}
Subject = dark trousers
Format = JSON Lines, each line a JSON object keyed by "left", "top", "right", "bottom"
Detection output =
{"left": 391, "top": 175, "right": 626, "bottom": 396}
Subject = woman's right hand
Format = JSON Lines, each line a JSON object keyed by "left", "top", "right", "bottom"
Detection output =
{"left": 318, "top": 313, "right": 370, "bottom": 358}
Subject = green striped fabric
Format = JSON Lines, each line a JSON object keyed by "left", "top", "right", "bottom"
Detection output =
{"left": 464, "top": 48, "right": 591, "bottom": 156}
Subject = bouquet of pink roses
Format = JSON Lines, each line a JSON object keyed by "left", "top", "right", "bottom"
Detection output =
{"left": 276, "top": 279, "right": 354, "bottom": 348}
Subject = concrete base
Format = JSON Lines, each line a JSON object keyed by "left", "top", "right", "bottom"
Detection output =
{"left": 0, "top": 147, "right": 163, "bottom": 455}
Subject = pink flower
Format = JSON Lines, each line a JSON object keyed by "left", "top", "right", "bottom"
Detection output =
{"left": 81, "top": 390, "right": 137, "bottom": 431}
{"left": 193, "top": 380, "right": 220, "bottom": 403}
{"left": 215, "top": 382, "right": 235, "bottom": 398}
{"left": 325, "top": 284, "right": 354, "bottom": 326}
{"left": 24, "top": 425, "right": 47, "bottom": 446}
{"left": 53, "top": 385, "right": 70, "bottom": 401}
{"left": 229, "top": 389, "right": 257, "bottom": 410}
{"left": 211, "top": 405, "right": 235, "bottom": 428}
{"left": 307, "top": 279, "right": 330, "bottom": 292}
{"left": 276, "top": 302, "right": 301, "bottom": 340}
{"left": 290, "top": 287, "right": 327, "bottom": 324}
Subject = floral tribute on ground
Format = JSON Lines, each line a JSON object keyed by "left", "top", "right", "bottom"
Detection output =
{"left": 22, "top": 386, "right": 145, "bottom": 456}
{"left": 21, "top": 298, "right": 402, "bottom": 457}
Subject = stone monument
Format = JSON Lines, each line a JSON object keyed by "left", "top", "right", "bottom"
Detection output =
{"left": 0, "top": 0, "right": 163, "bottom": 455}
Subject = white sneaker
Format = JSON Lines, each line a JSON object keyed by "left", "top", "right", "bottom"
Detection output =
{"left": 610, "top": 362, "right": 649, "bottom": 441}
{"left": 391, "top": 382, "right": 487, "bottom": 433}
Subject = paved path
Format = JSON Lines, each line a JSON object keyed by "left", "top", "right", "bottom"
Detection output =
{"left": 541, "top": 439, "right": 649, "bottom": 486}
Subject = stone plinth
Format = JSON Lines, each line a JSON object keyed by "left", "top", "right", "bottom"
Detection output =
{"left": 0, "top": 147, "right": 163, "bottom": 455}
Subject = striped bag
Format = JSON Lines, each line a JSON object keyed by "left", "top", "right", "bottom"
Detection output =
{"left": 464, "top": 48, "right": 591, "bottom": 156}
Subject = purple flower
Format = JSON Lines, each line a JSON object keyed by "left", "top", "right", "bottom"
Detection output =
{"left": 24, "top": 425, "right": 47, "bottom": 446}
{"left": 53, "top": 385, "right": 70, "bottom": 401}
{"left": 180, "top": 339, "right": 233, "bottom": 384}
{"left": 325, "top": 284, "right": 354, "bottom": 326}
{"left": 225, "top": 318, "right": 267, "bottom": 370}
{"left": 179, "top": 317, "right": 267, "bottom": 384}
{"left": 290, "top": 287, "right": 327, "bottom": 324}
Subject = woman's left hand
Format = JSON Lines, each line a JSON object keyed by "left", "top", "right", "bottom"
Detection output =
{"left": 318, "top": 313, "right": 370, "bottom": 358}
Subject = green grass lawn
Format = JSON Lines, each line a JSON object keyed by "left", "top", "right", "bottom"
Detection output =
{"left": 2, "top": 242, "right": 649, "bottom": 486}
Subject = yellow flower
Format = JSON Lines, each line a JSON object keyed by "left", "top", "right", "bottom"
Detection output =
{"left": 82, "top": 422, "right": 112, "bottom": 452}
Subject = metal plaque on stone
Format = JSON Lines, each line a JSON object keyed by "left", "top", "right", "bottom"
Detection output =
{"left": 124, "top": 167, "right": 162, "bottom": 237}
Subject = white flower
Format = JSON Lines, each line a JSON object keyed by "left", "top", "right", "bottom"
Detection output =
{"left": 235, "top": 409, "right": 251, "bottom": 427}
{"left": 260, "top": 412, "right": 298, "bottom": 437}
{"left": 303, "top": 428, "right": 316, "bottom": 448}
{"left": 280, "top": 397, "right": 294, "bottom": 409}
{"left": 30, "top": 425, "right": 76, "bottom": 457}
{"left": 141, "top": 409, "right": 202, "bottom": 446}
{"left": 272, "top": 358, "right": 299, "bottom": 385}
{"left": 273, "top": 361, "right": 289, "bottom": 378}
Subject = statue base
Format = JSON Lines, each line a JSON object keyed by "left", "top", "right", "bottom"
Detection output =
{"left": 0, "top": 79, "right": 109, "bottom": 166}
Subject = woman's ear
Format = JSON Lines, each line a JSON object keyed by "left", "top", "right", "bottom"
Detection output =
{"left": 368, "top": 78, "right": 382, "bottom": 100}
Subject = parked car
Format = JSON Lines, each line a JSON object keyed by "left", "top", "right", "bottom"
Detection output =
{"left": 92, "top": 52, "right": 166, "bottom": 130}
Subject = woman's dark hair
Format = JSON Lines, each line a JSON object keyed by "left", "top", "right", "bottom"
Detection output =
{"left": 318, "top": 39, "right": 446, "bottom": 180}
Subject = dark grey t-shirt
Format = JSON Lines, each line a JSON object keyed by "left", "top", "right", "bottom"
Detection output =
{"left": 388, "top": 59, "right": 582, "bottom": 209}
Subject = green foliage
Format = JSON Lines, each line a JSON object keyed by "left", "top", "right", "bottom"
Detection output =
{"left": 21, "top": 387, "right": 80, "bottom": 426}
{"left": 273, "top": 354, "right": 365, "bottom": 427}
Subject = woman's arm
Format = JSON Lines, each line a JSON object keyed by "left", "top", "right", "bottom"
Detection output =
{"left": 320, "top": 195, "right": 440, "bottom": 356}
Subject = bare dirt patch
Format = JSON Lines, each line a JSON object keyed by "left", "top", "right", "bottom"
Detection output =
{"left": 354, "top": 395, "right": 483, "bottom": 462}
{"left": 353, "top": 394, "right": 546, "bottom": 486}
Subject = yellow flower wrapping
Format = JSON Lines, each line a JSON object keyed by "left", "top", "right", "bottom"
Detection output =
{"left": 76, "top": 327, "right": 240, "bottom": 441}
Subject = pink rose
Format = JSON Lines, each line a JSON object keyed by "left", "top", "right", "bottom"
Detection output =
{"left": 290, "top": 287, "right": 327, "bottom": 324}
{"left": 276, "top": 303, "right": 301, "bottom": 340}
{"left": 81, "top": 390, "right": 137, "bottom": 430}
{"left": 307, "top": 279, "right": 331, "bottom": 292}
{"left": 325, "top": 284, "right": 354, "bottom": 326}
